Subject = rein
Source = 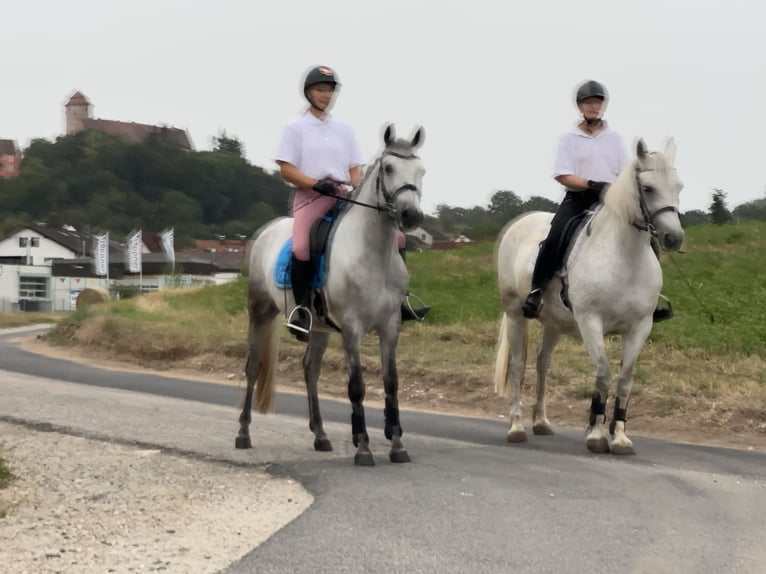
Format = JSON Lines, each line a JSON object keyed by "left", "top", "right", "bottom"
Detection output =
{"left": 632, "top": 167, "right": 678, "bottom": 236}
{"left": 322, "top": 149, "right": 421, "bottom": 221}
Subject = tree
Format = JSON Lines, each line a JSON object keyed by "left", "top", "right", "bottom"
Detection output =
{"left": 212, "top": 130, "right": 246, "bottom": 157}
{"left": 733, "top": 197, "right": 766, "bottom": 222}
{"left": 521, "top": 195, "right": 558, "bottom": 213}
{"left": 680, "top": 210, "right": 709, "bottom": 227}
{"left": 709, "top": 188, "right": 732, "bottom": 225}
{"left": 488, "top": 190, "right": 523, "bottom": 223}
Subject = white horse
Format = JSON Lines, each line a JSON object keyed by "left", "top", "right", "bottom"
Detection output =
{"left": 494, "top": 138, "right": 684, "bottom": 455}
{"left": 236, "top": 124, "right": 425, "bottom": 466}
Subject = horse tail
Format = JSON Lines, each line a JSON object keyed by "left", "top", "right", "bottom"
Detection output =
{"left": 254, "top": 315, "right": 281, "bottom": 414}
{"left": 493, "top": 311, "right": 528, "bottom": 398}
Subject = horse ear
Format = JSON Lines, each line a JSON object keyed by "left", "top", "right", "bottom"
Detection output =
{"left": 383, "top": 124, "right": 396, "bottom": 146}
{"left": 636, "top": 138, "right": 649, "bottom": 160}
{"left": 664, "top": 137, "right": 677, "bottom": 166}
{"left": 410, "top": 126, "right": 425, "bottom": 149}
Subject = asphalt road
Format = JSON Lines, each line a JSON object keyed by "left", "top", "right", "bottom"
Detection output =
{"left": 1, "top": 326, "right": 764, "bottom": 574}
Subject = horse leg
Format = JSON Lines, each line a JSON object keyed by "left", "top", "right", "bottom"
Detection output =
{"left": 303, "top": 331, "right": 333, "bottom": 452}
{"left": 532, "top": 324, "right": 560, "bottom": 435}
{"left": 236, "top": 305, "right": 279, "bottom": 449}
{"left": 505, "top": 312, "right": 529, "bottom": 442}
{"left": 578, "top": 317, "right": 612, "bottom": 453}
{"left": 610, "top": 319, "right": 653, "bottom": 455}
{"left": 342, "top": 330, "right": 374, "bottom": 466}
{"left": 378, "top": 321, "right": 410, "bottom": 463}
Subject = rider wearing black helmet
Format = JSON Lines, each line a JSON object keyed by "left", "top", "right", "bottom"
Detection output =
{"left": 521, "top": 79, "right": 674, "bottom": 323}
{"left": 303, "top": 65, "right": 341, "bottom": 111}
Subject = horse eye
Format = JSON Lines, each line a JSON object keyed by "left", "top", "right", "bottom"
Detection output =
{"left": 384, "top": 164, "right": 394, "bottom": 174}
{"left": 642, "top": 185, "right": 655, "bottom": 193}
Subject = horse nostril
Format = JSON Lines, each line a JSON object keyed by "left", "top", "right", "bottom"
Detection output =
{"left": 664, "top": 231, "right": 684, "bottom": 251}
{"left": 401, "top": 209, "right": 423, "bottom": 229}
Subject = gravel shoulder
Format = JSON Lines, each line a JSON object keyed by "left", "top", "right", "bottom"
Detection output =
{"left": 0, "top": 363, "right": 314, "bottom": 574}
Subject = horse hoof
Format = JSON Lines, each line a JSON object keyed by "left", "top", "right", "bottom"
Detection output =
{"left": 586, "top": 437, "right": 610, "bottom": 453}
{"left": 314, "top": 438, "right": 333, "bottom": 452}
{"left": 507, "top": 430, "right": 528, "bottom": 443}
{"left": 532, "top": 423, "right": 554, "bottom": 436}
{"left": 235, "top": 436, "right": 252, "bottom": 450}
{"left": 354, "top": 452, "right": 376, "bottom": 466}
{"left": 610, "top": 442, "right": 636, "bottom": 456}
{"left": 389, "top": 449, "right": 411, "bottom": 463}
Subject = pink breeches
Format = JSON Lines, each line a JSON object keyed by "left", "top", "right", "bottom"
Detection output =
{"left": 291, "top": 188, "right": 406, "bottom": 261}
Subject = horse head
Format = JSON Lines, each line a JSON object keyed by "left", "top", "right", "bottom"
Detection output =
{"left": 377, "top": 124, "right": 426, "bottom": 230}
{"left": 633, "top": 138, "right": 685, "bottom": 252}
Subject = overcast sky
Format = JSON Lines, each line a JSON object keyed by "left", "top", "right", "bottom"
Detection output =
{"left": 4, "top": 0, "right": 764, "bottom": 216}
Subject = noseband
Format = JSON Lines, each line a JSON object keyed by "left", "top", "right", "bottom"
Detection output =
{"left": 632, "top": 167, "right": 677, "bottom": 236}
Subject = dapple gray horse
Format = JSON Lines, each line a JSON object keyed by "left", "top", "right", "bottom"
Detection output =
{"left": 236, "top": 124, "right": 425, "bottom": 465}
{"left": 494, "top": 138, "right": 684, "bottom": 455}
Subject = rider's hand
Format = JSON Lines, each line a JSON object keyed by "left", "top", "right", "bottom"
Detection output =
{"left": 312, "top": 181, "right": 337, "bottom": 196}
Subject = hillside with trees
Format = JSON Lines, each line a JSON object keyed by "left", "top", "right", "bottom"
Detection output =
{"left": 0, "top": 130, "right": 292, "bottom": 247}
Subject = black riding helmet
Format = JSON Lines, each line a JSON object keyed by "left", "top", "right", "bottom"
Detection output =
{"left": 576, "top": 80, "right": 608, "bottom": 103}
{"left": 303, "top": 66, "right": 341, "bottom": 102}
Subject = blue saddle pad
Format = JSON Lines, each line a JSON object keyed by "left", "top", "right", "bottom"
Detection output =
{"left": 274, "top": 238, "right": 326, "bottom": 290}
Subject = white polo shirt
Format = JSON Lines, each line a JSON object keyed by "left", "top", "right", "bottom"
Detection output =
{"left": 553, "top": 124, "right": 629, "bottom": 187}
{"left": 275, "top": 112, "right": 364, "bottom": 184}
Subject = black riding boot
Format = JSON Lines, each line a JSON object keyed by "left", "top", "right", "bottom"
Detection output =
{"left": 522, "top": 288, "right": 544, "bottom": 319}
{"left": 399, "top": 249, "right": 430, "bottom": 321}
{"left": 649, "top": 237, "right": 674, "bottom": 323}
{"left": 288, "top": 256, "right": 314, "bottom": 341}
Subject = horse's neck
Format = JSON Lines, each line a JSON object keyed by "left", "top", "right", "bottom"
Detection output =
{"left": 334, "top": 169, "right": 397, "bottom": 263}
{"left": 583, "top": 201, "right": 650, "bottom": 266}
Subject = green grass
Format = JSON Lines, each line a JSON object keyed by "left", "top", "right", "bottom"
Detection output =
{"left": 407, "top": 222, "right": 766, "bottom": 358}
{"left": 407, "top": 241, "right": 500, "bottom": 324}
{"left": 650, "top": 220, "right": 766, "bottom": 356}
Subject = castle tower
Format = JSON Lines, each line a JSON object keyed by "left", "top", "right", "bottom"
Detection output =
{"left": 65, "top": 91, "right": 93, "bottom": 135}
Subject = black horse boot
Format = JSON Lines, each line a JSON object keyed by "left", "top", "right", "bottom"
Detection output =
{"left": 287, "top": 256, "right": 313, "bottom": 341}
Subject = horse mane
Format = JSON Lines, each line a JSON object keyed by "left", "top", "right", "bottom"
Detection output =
{"left": 602, "top": 151, "right": 670, "bottom": 225}
{"left": 601, "top": 159, "right": 641, "bottom": 224}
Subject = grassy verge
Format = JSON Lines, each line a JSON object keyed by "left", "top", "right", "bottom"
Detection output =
{"left": 0, "top": 311, "right": 68, "bottom": 329}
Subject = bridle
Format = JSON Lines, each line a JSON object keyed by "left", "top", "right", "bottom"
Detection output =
{"left": 632, "top": 166, "right": 678, "bottom": 237}
{"left": 337, "top": 148, "right": 422, "bottom": 223}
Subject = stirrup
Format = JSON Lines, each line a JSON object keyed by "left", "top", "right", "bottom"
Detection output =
{"left": 285, "top": 305, "right": 313, "bottom": 337}
{"left": 402, "top": 292, "right": 429, "bottom": 322}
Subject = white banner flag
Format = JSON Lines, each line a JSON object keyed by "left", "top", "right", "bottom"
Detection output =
{"left": 93, "top": 232, "right": 109, "bottom": 276}
{"left": 125, "top": 229, "right": 142, "bottom": 273}
{"left": 160, "top": 228, "right": 175, "bottom": 265}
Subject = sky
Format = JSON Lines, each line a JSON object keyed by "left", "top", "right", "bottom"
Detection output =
{"left": 4, "top": 0, "right": 765, "bottom": 216}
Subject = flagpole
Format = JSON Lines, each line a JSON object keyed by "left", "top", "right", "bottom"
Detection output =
{"left": 138, "top": 230, "right": 143, "bottom": 294}
{"left": 105, "top": 232, "right": 110, "bottom": 292}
